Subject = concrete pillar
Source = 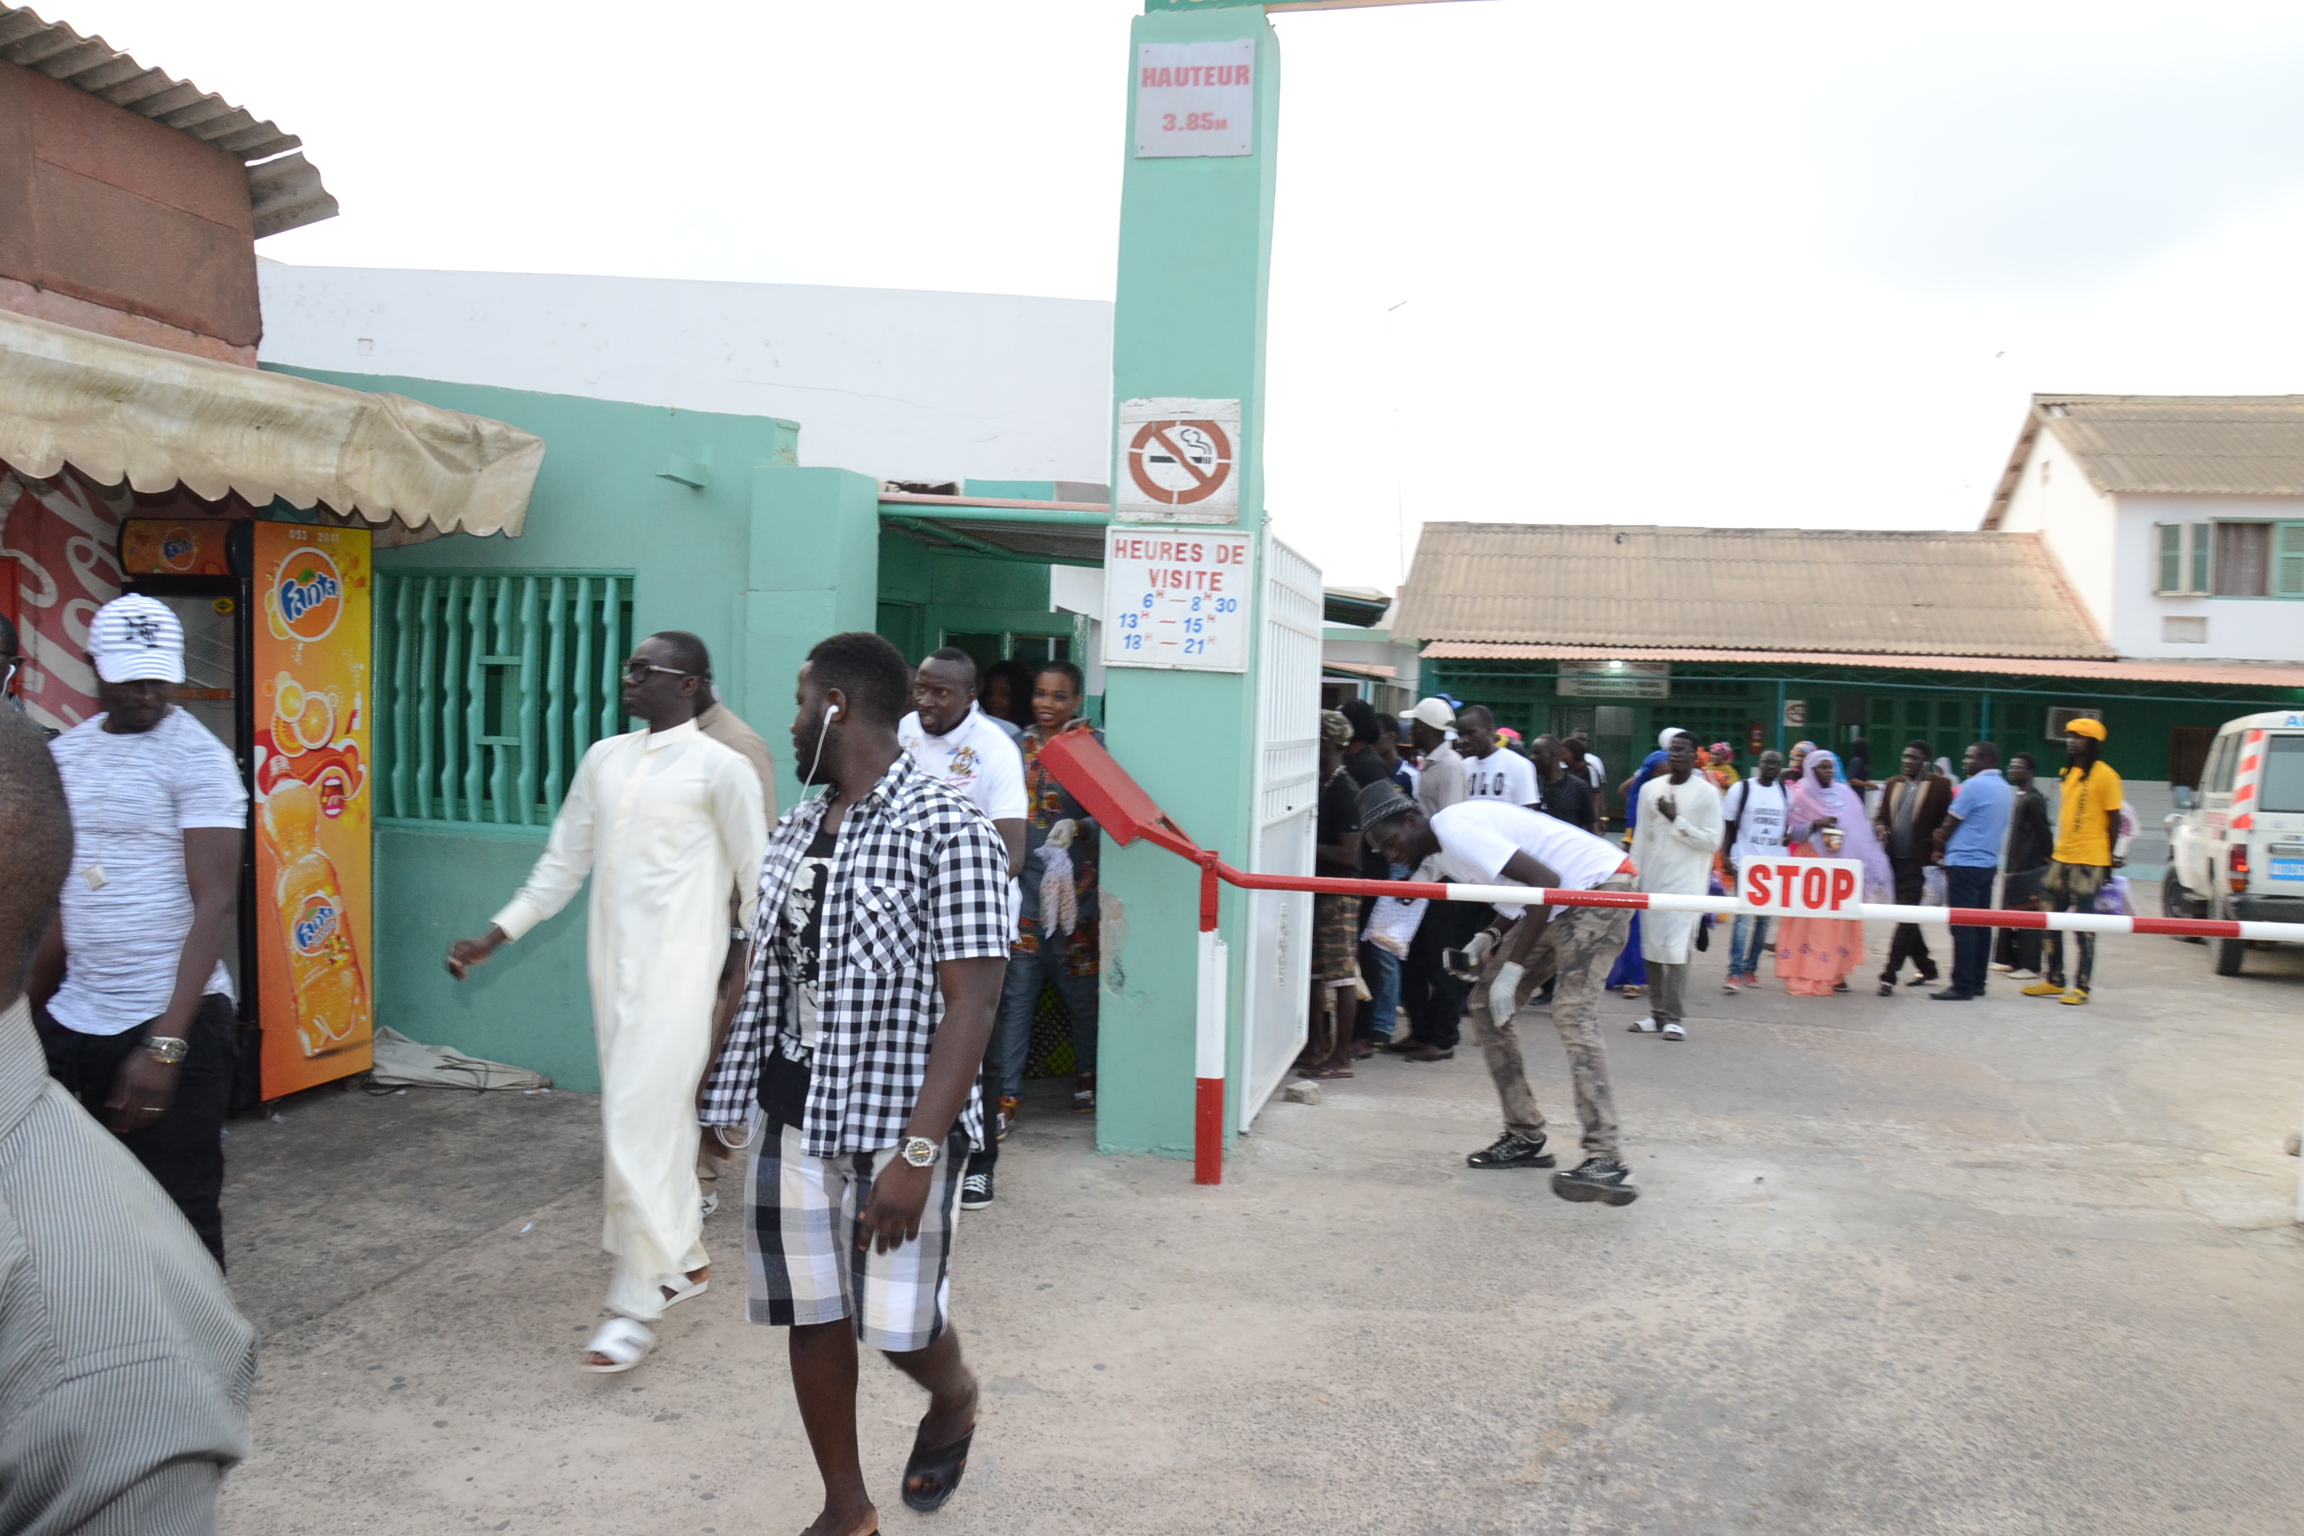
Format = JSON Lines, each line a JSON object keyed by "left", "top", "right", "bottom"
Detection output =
{"left": 1096, "top": 4, "right": 1282, "bottom": 1157}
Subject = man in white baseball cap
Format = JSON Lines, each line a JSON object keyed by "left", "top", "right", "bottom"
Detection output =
{"left": 87, "top": 593, "right": 187, "bottom": 685}
{"left": 28, "top": 593, "right": 246, "bottom": 1266}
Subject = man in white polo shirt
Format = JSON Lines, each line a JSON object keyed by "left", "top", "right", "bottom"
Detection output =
{"left": 1360, "top": 780, "right": 1640, "bottom": 1206}
{"left": 29, "top": 594, "right": 246, "bottom": 1266}
{"left": 898, "top": 648, "right": 1025, "bottom": 1212}
{"left": 1456, "top": 705, "right": 1538, "bottom": 808}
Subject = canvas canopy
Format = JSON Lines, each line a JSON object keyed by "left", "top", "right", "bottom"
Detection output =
{"left": 0, "top": 308, "right": 542, "bottom": 536}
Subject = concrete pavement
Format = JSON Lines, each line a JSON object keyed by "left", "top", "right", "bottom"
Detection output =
{"left": 217, "top": 919, "right": 2304, "bottom": 1535}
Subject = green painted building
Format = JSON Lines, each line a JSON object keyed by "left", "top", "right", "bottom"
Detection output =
{"left": 271, "top": 366, "right": 1104, "bottom": 1091}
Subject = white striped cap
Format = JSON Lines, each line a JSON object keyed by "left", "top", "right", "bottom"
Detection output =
{"left": 88, "top": 595, "right": 184, "bottom": 684}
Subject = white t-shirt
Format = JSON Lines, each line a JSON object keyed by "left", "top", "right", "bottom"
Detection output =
{"left": 1721, "top": 776, "right": 1790, "bottom": 862}
{"left": 47, "top": 708, "right": 248, "bottom": 1036}
{"left": 900, "top": 705, "right": 1027, "bottom": 925}
{"left": 1461, "top": 747, "right": 1538, "bottom": 807}
{"left": 897, "top": 706, "right": 1027, "bottom": 822}
{"left": 1581, "top": 752, "right": 1606, "bottom": 790}
{"left": 1429, "top": 800, "right": 1629, "bottom": 918}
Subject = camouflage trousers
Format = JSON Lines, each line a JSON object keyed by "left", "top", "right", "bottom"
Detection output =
{"left": 1464, "top": 874, "right": 1633, "bottom": 1158}
{"left": 2041, "top": 860, "right": 2111, "bottom": 992}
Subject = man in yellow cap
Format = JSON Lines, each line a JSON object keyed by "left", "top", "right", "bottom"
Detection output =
{"left": 2023, "top": 716, "right": 2121, "bottom": 1005}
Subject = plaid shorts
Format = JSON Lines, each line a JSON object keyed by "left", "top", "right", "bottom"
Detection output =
{"left": 746, "top": 1118, "right": 967, "bottom": 1352}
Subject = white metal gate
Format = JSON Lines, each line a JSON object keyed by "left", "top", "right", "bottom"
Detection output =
{"left": 1239, "top": 534, "right": 1322, "bottom": 1130}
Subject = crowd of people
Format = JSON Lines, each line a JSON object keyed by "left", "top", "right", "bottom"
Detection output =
{"left": 1302, "top": 695, "right": 2133, "bottom": 1205}
{"left": 0, "top": 587, "right": 2140, "bottom": 1534}
{"left": 1, "top": 594, "right": 1114, "bottom": 1535}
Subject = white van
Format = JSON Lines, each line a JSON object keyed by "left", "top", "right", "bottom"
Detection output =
{"left": 2164, "top": 710, "right": 2304, "bottom": 975}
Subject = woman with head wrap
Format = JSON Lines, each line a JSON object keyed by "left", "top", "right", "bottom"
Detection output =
{"left": 1702, "top": 743, "right": 1740, "bottom": 791}
{"left": 1773, "top": 749, "right": 1891, "bottom": 997}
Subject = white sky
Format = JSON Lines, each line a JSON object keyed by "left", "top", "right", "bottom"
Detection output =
{"left": 55, "top": 0, "right": 2304, "bottom": 590}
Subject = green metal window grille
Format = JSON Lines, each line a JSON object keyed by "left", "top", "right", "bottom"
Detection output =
{"left": 375, "top": 572, "right": 635, "bottom": 825}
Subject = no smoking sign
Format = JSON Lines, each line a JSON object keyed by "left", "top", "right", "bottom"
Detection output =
{"left": 1116, "top": 397, "right": 1242, "bottom": 524}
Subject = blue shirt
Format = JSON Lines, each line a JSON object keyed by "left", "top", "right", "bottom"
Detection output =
{"left": 1620, "top": 749, "right": 1668, "bottom": 831}
{"left": 1942, "top": 768, "right": 2013, "bottom": 868}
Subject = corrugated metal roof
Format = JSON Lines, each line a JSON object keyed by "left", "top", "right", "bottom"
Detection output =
{"left": 1392, "top": 523, "right": 2112, "bottom": 660}
{"left": 0, "top": 5, "right": 336, "bottom": 238}
{"left": 1417, "top": 642, "right": 2304, "bottom": 690}
{"left": 1983, "top": 394, "right": 2304, "bottom": 528}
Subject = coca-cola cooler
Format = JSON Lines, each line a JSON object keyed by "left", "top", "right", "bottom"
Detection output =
{"left": 120, "top": 517, "right": 375, "bottom": 1106}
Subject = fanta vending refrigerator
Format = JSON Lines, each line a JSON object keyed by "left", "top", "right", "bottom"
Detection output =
{"left": 120, "top": 518, "right": 375, "bottom": 1106}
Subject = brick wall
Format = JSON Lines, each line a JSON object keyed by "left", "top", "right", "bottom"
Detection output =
{"left": 0, "top": 59, "right": 259, "bottom": 358}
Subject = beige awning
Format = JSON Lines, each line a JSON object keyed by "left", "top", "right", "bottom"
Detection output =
{"left": 0, "top": 309, "right": 542, "bottom": 536}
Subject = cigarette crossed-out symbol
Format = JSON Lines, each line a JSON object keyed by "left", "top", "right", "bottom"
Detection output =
{"left": 1128, "top": 418, "right": 1234, "bottom": 506}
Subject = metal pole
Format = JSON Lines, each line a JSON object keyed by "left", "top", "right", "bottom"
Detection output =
{"left": 1194, "top": 857, "right": 1227, "bottom": 1186}
{"left": 1774, "top": 679, "right": 1787, "bottom": 754}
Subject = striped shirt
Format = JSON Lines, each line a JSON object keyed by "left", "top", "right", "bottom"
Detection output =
{"left": 0, "top": 997, "right": 255, "bottom": 1531}
{"left": 47, "top": 709, "right": 246, "bottom": 1036}
{"left": 700, "top": 755, "right": 1012, "bottom": 1157}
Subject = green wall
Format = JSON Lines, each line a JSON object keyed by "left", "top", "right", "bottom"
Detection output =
{"left": 1421, "top": 657, "right": 2304, "bottom": 788}
{"left": 269, "top": 366, "right": 877, "bottom": 1089}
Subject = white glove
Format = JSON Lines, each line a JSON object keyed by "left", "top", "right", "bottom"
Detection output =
{"left": 1445, "top": 928, "right": 1498, "bottom": 982}
{"left": 1038, "top": 841, "right": 1078, "bottom": 938}
{"left": 1487, "top": 961, "right": 1526, "bottom": 1025}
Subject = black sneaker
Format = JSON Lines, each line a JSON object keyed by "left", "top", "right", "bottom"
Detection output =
{"left": 959, "top": 1170, "right": 994, "bottom": 1211}
{"left": 1466, "top": 1131, "right": 1555, "bottom": 1170}
{"left": 1552, "top": 1156, "right": 1639, "bottom": 1205}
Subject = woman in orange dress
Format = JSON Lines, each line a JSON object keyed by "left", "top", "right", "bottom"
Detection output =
{"left": 1774, "top": 749, "right": 1892, "bottom": 997}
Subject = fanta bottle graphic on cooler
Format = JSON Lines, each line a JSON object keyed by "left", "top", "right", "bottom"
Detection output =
{"left": 261, "top": 778, "right": 370, "bottom": 1058}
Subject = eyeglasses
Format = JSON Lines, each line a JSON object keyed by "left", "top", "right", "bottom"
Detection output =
{"left": 620, "top": 660, "right": 694, "bottom": 683}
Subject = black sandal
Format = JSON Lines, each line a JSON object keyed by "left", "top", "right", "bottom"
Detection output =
{"left": 900, "top": 1419, "right": 975, "bottom": 1513}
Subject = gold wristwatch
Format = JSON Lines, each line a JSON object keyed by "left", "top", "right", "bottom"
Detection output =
{"left": 144, "top": 1036, "right": 190, "bottom": 1065}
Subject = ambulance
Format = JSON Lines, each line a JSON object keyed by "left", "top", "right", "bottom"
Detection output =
{"left": 2164, "top": 711, "right": 2304, "bottom": 975}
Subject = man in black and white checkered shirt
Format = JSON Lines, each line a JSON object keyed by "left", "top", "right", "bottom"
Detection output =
{"left": 700, "top": 632, "right": 1009, "bottom": 1533}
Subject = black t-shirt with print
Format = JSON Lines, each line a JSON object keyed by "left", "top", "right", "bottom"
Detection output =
{"left": 760, "top": 825, "right": 838, "bottom": 1127}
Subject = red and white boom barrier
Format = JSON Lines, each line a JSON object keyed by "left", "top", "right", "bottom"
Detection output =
{"left": 1032, "top": 733, "right": 2304, "bottom": 1187}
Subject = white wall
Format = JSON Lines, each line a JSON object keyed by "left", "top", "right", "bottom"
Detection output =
{"left": 2110, "top": 492, "right": 2304, "bottom": 663}
{"left": 256, "top": 263, "right": 1114, "bottom": 486}
{"left": 1996, "top": 425, "right": 2117, "bottom": 638}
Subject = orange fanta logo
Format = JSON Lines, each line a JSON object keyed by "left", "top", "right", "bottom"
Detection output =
{"left": 291, "top": 890, "right": 340, "bottom": 956}
{"left": 161, "top": 527, "right": 198, "bottom": 571}
{"left": 276, "top": 550, "right": 343, "bottom": 642}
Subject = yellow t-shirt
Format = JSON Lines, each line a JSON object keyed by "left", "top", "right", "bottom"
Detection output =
{"left": 2055, "top": 760, "right": 2123, "bottom": 866}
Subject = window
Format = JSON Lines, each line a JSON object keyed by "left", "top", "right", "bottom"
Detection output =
{"left": 2207, "top": 732, "right": 2241, "bottom": 795}
{"left": 2279, "top": 523, "right": 2304, "bottom": 598}
{"left": 2213, "top": 521, "right": 2272, "bottom": 596}
{"left": 2154, "top": 521, "right": 2211, "bottom": 595}
{"left": 2260, "top": 736, "right": 2304, "bottom": 813}
{"left": 2045, "top": 706, "right": 2102, "bottom": 741}
{"left": 375, "top": 572, "right": 635, "bottom": 825}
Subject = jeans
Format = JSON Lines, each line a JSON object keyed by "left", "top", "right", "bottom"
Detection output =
{"left": 1945, "top": 863, "right": 1997, "bottom": 995}
{"left": 969, "top": 945, "right": 1098, "bottom": 1175}
{"left": 1359, "top": 943, "right": 1402, "bottom": 1040}
{"left": 1728, "top": 913, "right": 1771, "bottom": 978}
{"left": 35, "top": 993, "right": 237, "bottom": 1268}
